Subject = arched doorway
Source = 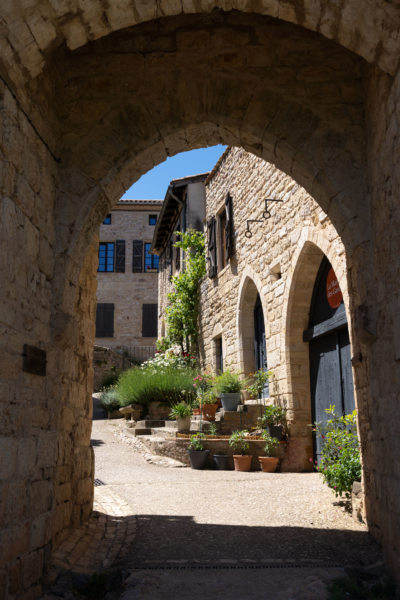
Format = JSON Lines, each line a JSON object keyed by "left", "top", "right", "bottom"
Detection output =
{"left": 238, "top": 276, "right": 268, "bottom": 392}
{"left": 303, "top": 257, "right": 355, "bottom": 462}
{"left": 253, "top": 294, "right": 268, "bottom": 397}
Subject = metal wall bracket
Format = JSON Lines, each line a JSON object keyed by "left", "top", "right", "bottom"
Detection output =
{"left": 263, "top": 198, "right": 283, "bottom": 219}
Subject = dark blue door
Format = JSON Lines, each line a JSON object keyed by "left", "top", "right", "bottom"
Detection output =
{"left": 305, "top": 258, "right": 355, "bottom": 462}
{"left": 254, "top": 295, "right": 268, "bottom": 396}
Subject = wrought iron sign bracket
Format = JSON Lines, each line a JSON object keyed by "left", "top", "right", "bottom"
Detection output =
{"left": 245, "top": 198, "right": 283, "bottom": 238}
{"left": 245, "top": 219, "right": 263, "bottom": 238}
{"left": 263, "top": 198, "right": 283, "bottom": 219}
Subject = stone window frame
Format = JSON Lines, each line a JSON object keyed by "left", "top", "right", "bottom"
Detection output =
{"left": 213, "top": 335, "right": 224, "bottom": 374}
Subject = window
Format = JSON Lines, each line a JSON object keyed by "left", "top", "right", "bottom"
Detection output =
{"left": 218, "top": 210, "right": 227, "bottom": 270}
{"left": 103, "top": 214, "right": 111, "bottom": 225}
{"left": 149, "top": 214, "right": 157, "bottom": 226}
{"left": 217, "top": 193, "right": 233, "bottom": 272}
{"left": 215, "top": 337, "right": 223, "bottom": 373}
{"left": 142, "top": 304, "right": 158, "bottom": 337}
{"left": 98, "top": 242, "right": 115, "bottom": 272}
{"left": 95, "top": 303, "right": 114, "bottom": 337}
{"left": 144, "top": 243, "right": 159, "bottom": 272}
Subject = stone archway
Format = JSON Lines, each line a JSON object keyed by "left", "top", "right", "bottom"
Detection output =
{"left": 1, "top": 5, "right": 400, "bottom": 596}
{"left": 281, "top": 234, "right": 352, "bottom": 470}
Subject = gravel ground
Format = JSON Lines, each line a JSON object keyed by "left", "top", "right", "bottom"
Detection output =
{"left": 92, "top": 406, "right": 384, "bottom": 599}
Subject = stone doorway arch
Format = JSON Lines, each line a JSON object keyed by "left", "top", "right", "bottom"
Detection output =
{"left": 1, "top": 5, "right": 400, "bottom": 596}
{"left": 237, "top": 273, "right": 268, "bottom": 383}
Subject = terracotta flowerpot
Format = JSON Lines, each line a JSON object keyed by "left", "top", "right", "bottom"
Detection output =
{"left": 259, "top": 456, "right": 279, "bottom": 473}
{"left": 192, "top": 408, "right": 200, "bottom": 415}
{"left": 233, "top": 454, "right": 252, "bottom": 472}
{"left": 201, "top": 403, "right": 218, "bottom": 421}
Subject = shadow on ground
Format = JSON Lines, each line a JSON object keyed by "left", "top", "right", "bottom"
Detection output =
{"left": 128, "top": 514, "right": 383, "bottom": 567}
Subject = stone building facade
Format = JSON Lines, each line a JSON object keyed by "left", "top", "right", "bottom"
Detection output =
{"left": 198, "top": 147, "right": 352, "bottom": 471}
{"left": 151, "top": 173, "right": 208, "bottom": 336}
{"left": 95, "top": 199, "right": 162, "bottom": 361}
{"left": 1, "top": 3, "right": 400, "bottom": 596}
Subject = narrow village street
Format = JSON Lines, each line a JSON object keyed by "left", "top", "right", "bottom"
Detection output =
{"left": 53, "top": 399, "right": 383, "bottom": 600}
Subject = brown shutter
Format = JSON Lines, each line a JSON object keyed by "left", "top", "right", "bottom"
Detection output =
{"left": 142, "top": 304, "right": 158, "bottom": 337}
{"left": 95, "top": 303, "right": 114, "bottom": 337}
{"left": 115, "top": 240, "right": 125, "bottom": 272}
{"left": 225, "top": 193, "right": 234, "bottom": 259}
{"left": 132, "top": 240, "right": 143, "bottom": 272}
{"left": 207, "top": 217, "right": 217, "bottom": 278}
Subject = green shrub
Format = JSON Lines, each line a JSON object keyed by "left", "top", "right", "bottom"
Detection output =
{"left": 100, "top": 388, "right": 121, "bottom": 413}
{"left": 214, "top": 371, "right": 245, "bottom": 394}
{"left": 188, "top": 433, "right": 206, "bottom": 451}
{"left": 260, "top": 404, "right": 286, "bottom": 427}
{"left": 229, "top": 430, "right": 250, "bottom": 455}
{"left": 117, "top": 367, "right": 197, "bottom": 409}
{"left": 314, "top": 405, "right": 361, "bottom": 498}
{"left": 169, "top": 401, "right": 192, "bottom": 419}
{"left": 260, "top": 431, "right": 280, "bottom": 456}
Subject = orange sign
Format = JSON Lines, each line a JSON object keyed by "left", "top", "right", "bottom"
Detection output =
{"left": 326, "top": 268, "right": 343, "bottom": 309}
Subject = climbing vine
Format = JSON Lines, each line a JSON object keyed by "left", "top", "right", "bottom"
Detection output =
{"left": 165, "top": 229, "right": 206, "bottom": 353}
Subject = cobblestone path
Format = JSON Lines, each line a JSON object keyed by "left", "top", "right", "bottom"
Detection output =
{"left": 44, "top": 405, "right": 384, "bottom": 600}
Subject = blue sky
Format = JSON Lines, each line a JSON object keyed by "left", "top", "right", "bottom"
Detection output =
{"left": 121, "top": 145, "right": 227, "bottom": 200}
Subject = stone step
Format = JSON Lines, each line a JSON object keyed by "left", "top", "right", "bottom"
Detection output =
{"left": 134, "top": 428, "right": 152, "bottom": 436}
{"left": 136, "top": 420, "right": 167, "bottom": 428}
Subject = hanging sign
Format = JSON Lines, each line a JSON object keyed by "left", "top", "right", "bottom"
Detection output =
{"left": 326, "top": 268, "right": 343, "bottom": 308}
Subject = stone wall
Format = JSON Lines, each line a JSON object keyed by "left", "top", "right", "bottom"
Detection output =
{"left": 198, "top": 147, "right": 350, "bottom": 472}
{"left": 0, "top": 5, "right": 400, "bottom": 596}
{"left": 93, "top": 345, "right": 132, "bottom": 392}
{"left": 96, "top": 201, "right": 161, "bottom": 354}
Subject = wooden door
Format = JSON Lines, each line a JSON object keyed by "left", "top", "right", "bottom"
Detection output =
{"left": 305, "top": 258, "right": 355, "bottom": 462}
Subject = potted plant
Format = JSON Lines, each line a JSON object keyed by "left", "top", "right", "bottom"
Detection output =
{"left": 246, "top": 369, "right": 272, "bottom": 400}
{"left": 200, "top": 390, "right": 219, "bottom": 421}
{"left": 214, "top": 371, "right": 245, "bottom": 412}
{"left": 169, "top": 401, "right": 192, "bottom": 432}
{"left": 259, "top": 431, "right": 280, "bottom": 472}
{"left": 260, "top": 404, "right": 286, "bottom": 440}
{"left": 188, "top": 433, "right": 209, "bottom": 469}
{"left": 229, "top": 430, "right": 252, "bottom": 471}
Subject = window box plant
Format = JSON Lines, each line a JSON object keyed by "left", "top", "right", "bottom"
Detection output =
{"left": 214, "top": 371, "right": 245, "bottom": 412}
{"left": 229, "top": 430, "right": 252, "bottom": 471}
{"left": 259, "top": 404, "right": 286, "bottom": 440}
{"left": 258, "top": 431, "right": 280, "bottom": 472}
{"left": 169, "top": 401, "right": 192, "bottom": 432}
{"left": 188, "top": 433, "right": 209, "bottom": 469}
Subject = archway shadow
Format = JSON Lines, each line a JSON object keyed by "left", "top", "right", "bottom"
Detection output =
{"left": 129, "top": 514, "right": 383, "bottom": 568}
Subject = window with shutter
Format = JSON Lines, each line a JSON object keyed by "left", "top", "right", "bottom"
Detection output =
{"left": 98, "top": 242, "right": 115, "bottom": 272}
{"left": 115, "top": 240, "right": 125, "bottom": 273}
{"left": 132, "top": 240, "right": 143, "bottom": 272}
{"left": 225, "top": 193, "right": 234, "bottom": 259}
{"left": 207, "top": 217, "right": 217, "bottom": 278}
{"left": 144, "top": 243, "right": 159, "bottom": 272}
{"left": 142, "top": 304, "right": 158, "bottom": 337}
{"left": 95, "top": 303, "right": 114, "bottom": 337}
